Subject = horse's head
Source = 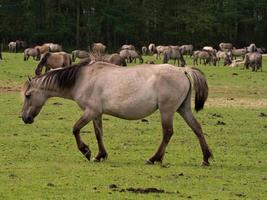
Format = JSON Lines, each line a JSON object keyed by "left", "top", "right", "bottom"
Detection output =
{"left": 21, "top": 77, "right": 48, "bottom": 124}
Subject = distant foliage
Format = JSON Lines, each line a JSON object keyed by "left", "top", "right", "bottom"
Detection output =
{"left": 0, "top": 0, "right": 266, "bottom": 50}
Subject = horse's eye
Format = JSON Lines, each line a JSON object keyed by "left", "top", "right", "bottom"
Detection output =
{"left": 25, "top": 94, "right": 31, "bottom": 99}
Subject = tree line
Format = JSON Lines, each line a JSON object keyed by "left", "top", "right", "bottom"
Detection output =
{"left": 0, "top": 0, "right": 266, "bottom": 51}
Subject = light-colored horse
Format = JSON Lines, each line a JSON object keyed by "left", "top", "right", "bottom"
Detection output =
{"left": 44, "top": 43, "right": 62, "bottom": 52}
{"left": 121, "top": 44, "right": 135, "bottom": 50}
{"left": 35, "top": 52, "right": 72, "bottom": 75}
{"left": 92, "top": 43, "right": 106, "bottom": 56}
{"left": 219, "top": 42, "right": 233, "bottom": 51}
{"left": 21, "top": 62, "right": 213, "bottom": 165}
{"left": 156, "top": 45, "right": 171, "bottom": 59}
{"left": 24, "top": 48, "right": 41, "bottom": 61}
{"left": 8, "top": 42, "right": 17, "bottom": 52}
{"left": 230, "top": 48, "right": 247, "bottom": 60}
{"left": 142, "top": 46, "right": 148, "bottom": 55}
{"left": 179, "top": 45, "right": 193, "bottom": 56}
{"left": 246, "top": 43, "right": 257, "bottom": 53}
{"left": 148, "top": 43, "right": 156, "bottom": 55}
{"left": 71, "top": 50, "right": 90, "bottom": 62}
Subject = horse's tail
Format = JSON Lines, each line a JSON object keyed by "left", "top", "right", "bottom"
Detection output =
{"left": 184, "top": 67, "right": 208, "bottom": 112}
{"left": 35, "top": 52, "right": 51, "bottom": 75}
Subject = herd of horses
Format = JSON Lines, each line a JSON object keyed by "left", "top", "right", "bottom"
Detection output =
{"left": 4, "top": 40, "right": 264, "bottom": 74}
{"left": 4, "top": 40, "right": 263, "bottom": 165}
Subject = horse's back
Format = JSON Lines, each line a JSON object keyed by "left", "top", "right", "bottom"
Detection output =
{"left": 75, "top": 62, "right": 190, "bottom": 119}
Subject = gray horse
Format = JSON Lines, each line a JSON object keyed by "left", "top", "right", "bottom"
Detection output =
{"left": 179, "top": 45, "right": 193, "bottom": 56}
{"left": 24, "top": 48, "right": 41, "bottom": 61}
{"left": 193, "top": 50, "right": 216, "bottom": 66}
{"left": 163, "top": 46, "right": 185, "bottom": 67}
{"left": 21, "top": 61, "right": 212, "bottom": 165}
{"left": 244, "top": 52, "right": 262, "bottom": 72}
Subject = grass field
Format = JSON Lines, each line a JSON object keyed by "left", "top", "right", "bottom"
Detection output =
{"left": 0, "top": 52, "right": 267, "bottom": 199}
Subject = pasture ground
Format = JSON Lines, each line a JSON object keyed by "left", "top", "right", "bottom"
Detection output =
{"left": 0, "top": 53, "right": 267, "bottom": 199}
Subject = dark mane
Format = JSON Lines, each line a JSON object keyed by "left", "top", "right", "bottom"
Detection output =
{"left": 39, "top": 61, "right": 89, "bottom": 90}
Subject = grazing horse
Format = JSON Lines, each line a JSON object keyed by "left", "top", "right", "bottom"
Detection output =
{"left": 179, "top": 45, "right": 194, "bottom": 56}
{"left": 121, "top": 44, "right": 135, "bottom": 50}
{"left": 104, "top": 53, "right": 127, "bottom": 66}
{"left": 24, "top": 48, "right": 41, "bottom": 61}
{"left": 35, "top": 52, "right": 72, "bottom": 75}
{"left": 128, "top": 50, "right": 143, "bottom": 63}
{"left": 44, "top": 43, "right": 62, "bottom": 52}
{"left": 230, "top": 48, "right": 247, "bottom": 60}
{"left": 163, "top": 46, "right": 185, "bottom": 67}
{"left": 244, "top": 52, "right": 262, "bottom": 72}
{"left": 89, "top": 53, "right": 126, "bottom": 66}
{"left": 0, "top": 52, "right": 2, "bottom": 60}
{"left": 156, "top": 45, "right": 172, "bottom": 59}
{"left": 34, "top": 44, "right": 50, "bottom": 54}
{"left": 8, "top": 42, "right": 17, "bottom": 52}
{"left": 21, "top": 61, "right": 213, "bottom": 165}
{"left": 194, "top": 50, "right": 216, "bottom": 66}
{"left": 71, "top": 50, "right": 90, "bottom": 62}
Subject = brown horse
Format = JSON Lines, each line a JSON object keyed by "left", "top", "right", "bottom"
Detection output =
{"left": 34, "top": 44, "right": 50, "bottom": 54}
{"left": 35, "top": 52, "right": 72, "bottom": 75}
{"left": 21, "top": 62, "right": 212, "bottom": 165}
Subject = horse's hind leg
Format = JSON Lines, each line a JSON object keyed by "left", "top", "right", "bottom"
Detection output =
{"left": 93, "top": 115, "right": 108, "bottom": 162}
{"left": 147, "top": 111, "right": 174, "bottom": 164}
{"left": 73, "top": 110, "right": 98, "bottom": 161}
{"left": 178, "top": 104, "right": 213, "bottom": 166}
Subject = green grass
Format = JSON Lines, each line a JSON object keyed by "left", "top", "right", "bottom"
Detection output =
{"left": 0, "top": 53, "right": 267, "bottom": 199}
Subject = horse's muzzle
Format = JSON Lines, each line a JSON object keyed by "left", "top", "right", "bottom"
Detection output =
{"left": 22, "top": 116, "right": 34, "bottom": 124}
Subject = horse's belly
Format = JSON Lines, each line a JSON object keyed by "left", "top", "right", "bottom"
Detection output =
{"left": 102, "top": 93, "right": 158, "bottom": 120}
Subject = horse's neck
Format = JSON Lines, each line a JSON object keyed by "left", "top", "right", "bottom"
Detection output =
{"left": 33, "top": 78, "right": 73, "bottom": 100}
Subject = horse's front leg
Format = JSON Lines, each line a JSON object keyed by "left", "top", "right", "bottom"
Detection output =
{"left": 73, "top": 110, "right": 97, "bottom": 161}
{"left": 93, "top": 115, "right": 108, "bottom": 162}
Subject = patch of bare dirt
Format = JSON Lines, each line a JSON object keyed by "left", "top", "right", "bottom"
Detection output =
{"left": 0, "top": 86, "right": 21, "bottom": 93}
{"left": 206, "top": 98, "right": 267, "bottom": 108}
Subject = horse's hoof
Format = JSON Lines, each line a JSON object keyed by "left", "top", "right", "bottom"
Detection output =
{"left": 93, "top": 158, "right": 100, "bottom": 162}
{"left": 84, "top": 150, "right": 91, "bottom": 161}
{"left": 202, "top": 161, "right": 210, "bottom": 166}
{"left": 145, "top": 160, "right": 154, "bottom": 165}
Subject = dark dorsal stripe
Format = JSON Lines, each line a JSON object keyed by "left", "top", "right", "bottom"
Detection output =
{"left": 40, "top": 61, "right": 89, "bottom": 90}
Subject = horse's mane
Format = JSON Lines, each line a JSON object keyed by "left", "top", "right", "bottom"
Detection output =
{"left": 37, "top": 61, "right": 90, "bottom": 90}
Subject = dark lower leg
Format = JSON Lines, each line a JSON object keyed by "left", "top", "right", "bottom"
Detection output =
{"left": 93, "top": 117, "right": 107, "bottom": 161}
{"left": 179, "top": 109, "right": 212, "bottom": 165}
{"left": 73, "top": 111, "right": 94, "bottom": 161}
{"left": 148, "top": 125, "right": 173, "bottom": 164}
{"left": 73, "top": 131, "right": 91, "bottom": 160}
